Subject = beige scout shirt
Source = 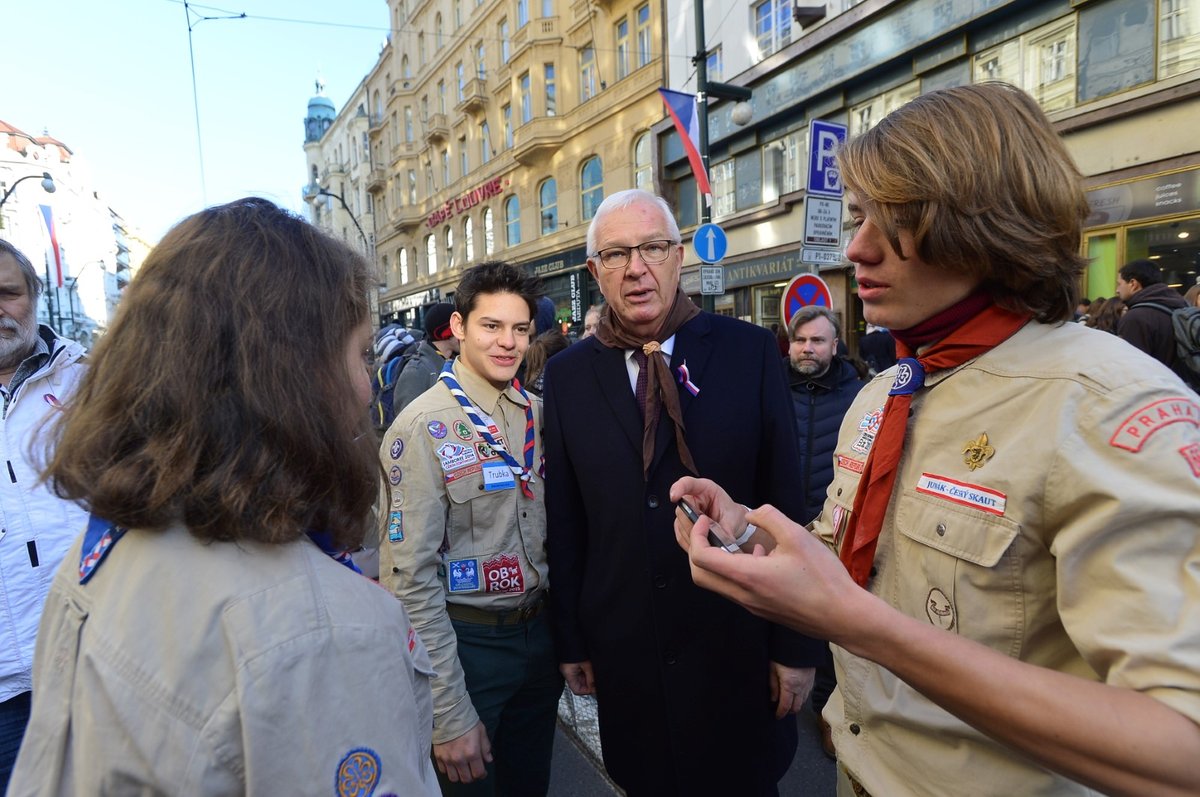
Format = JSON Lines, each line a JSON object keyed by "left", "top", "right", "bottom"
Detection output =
{"left": 379, "top": 359, "right": 549, "bottom": 745}
{"left": 814, "top": 321, "right": 1200, "bottom": 797}
{"left": 9, "top": 524, "right": 439, "bottom": 797}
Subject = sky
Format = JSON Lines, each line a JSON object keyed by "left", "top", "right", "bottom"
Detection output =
{"left": 2, "top": 0, "right": 390, "bottom": 244}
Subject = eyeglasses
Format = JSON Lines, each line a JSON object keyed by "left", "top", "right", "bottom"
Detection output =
{"left": 591, "top": 239, "right": 678, "bottom": 270}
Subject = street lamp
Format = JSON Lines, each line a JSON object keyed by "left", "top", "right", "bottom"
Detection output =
{"left": 303, "top": 182, "right": 369, "bottom": 253}
{"left": 0, "top": 172, "right": 56, "bottom": 229}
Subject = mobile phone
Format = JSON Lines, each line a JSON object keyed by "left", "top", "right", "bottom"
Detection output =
{"left": 677, "top": 498, "right": 741, "bottom": 553}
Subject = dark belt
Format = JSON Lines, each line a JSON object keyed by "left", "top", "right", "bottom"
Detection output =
{"left": 446, "top": 593, "right": 545, "bottom": 626}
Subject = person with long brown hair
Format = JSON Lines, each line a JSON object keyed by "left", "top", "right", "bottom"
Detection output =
{"left": 9, "top": 198, "right": 440, "bottom": 796}
{"left": 673, "top": 83, "right": 1200, "bottom": 797}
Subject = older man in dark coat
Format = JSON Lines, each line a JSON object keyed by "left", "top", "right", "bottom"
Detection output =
{"left": 542, "top": 189, "right": 823, "bottom": 796}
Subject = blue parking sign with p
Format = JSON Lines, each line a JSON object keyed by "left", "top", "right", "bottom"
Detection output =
{"left": 807, "top": 120, "right": 847, "bottom": 198}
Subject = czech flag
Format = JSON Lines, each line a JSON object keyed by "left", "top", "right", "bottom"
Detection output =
{"left": 658, "top": 88, "right": 712, "bottom": 206}
{"left": 39, "top": 204, "right": 63, "bottom": 288}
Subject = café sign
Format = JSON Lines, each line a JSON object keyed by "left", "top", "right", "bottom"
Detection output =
{"left": 427, "top": 177, "right": 505, "bottom": 229}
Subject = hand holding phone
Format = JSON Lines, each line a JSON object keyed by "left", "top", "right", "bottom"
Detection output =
{"left": 677, "top": 498, "right": 742, "bottom": 553}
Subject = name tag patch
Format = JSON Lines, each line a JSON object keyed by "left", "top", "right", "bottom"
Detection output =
{"left": 915, "top": 473, "right": 1006, "bottom": 516}
{"left": 482, "top": 553, "right": 525, "bottom": 593}
{"left": 836, "top": 454, "right": 864, "bottom": 474}
{"left": 482, "top": 462, "right": 516, "bottom": 491}
{"left": 1109, "top": 397, "right": 1200, "bottom": 452}
{"left": 437, "top": 442, "right": 478, "bottom": 472}
{"left": 448, "top": 558, "right": 481, "bottom": 592}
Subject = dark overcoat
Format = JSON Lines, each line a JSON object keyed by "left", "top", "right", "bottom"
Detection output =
{"left": 543, "top": 312, "right": 823, "bottom": 796}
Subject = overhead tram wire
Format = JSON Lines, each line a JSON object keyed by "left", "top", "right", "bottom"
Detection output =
{"left": 182, "top": 0, "right": 246, "bottom": 205}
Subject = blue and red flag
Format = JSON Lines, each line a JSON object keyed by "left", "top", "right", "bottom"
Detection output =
{"left": 39, "top": 204, "right": 63, "bottom": 288}
{"left": 658, "top": 88, "right": 712, "bottom": 205}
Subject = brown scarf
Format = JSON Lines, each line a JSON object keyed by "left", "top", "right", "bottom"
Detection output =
{"left": 595, "top": 289, "right": 700, "bottom": 478}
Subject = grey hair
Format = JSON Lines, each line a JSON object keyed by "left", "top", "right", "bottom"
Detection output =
{"left": 787, "top": 305, "right": 841, "bottom": 339}
{"left": 586, "top": 189, "right": 681, "bottom": 255}
{"left": 0, "top": 239, "right": 44, "bottom": 299}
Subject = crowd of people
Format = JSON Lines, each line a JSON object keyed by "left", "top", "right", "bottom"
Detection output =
{"left": 0, "top": 81, "right": 1195, "bottom": 797}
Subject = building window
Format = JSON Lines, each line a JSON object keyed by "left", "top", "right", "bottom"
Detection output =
{"left": 419, "top": 33, "right": 426, "bottom": 66}
{"left": 581, "top": 156, "right": 603, "bottom": 220}
{"left": 476, "top": 43, "right": 487, "bottom": 79}
{"left": 762, "top": 130, "right": 803, "bottom": 203}
{"left": 402, "top": 55, "right": 411, "bottom": 80}
{"left": 518, "top": 0, "right": 529, "bottom": 28}
{"left": 753, "top": 0, "right": 792, "bottom": 60}
{"left": 459, "top": 136, "right": 469, "bottom": 178}
{"left": 500, "top": 19, "right": 511, "bottom": 63}
{"left": 454, "top": 0, "right": 463, "bottom": 28}
{"left": 436, "top": 13, "right": 445, "bottom": 49}
{"left": 445, "top": 226, "right": 456, "bottom": 269}
{"left": 540, "top": 178, "right": 558, "bottom": 234}
{"left": 849, "top": 80, "right": 919, "bottom": 138}
{"left": 633, "top": 133, "right": 652, "bottom": 191}
{"left": 399, "top": 248, "right": 409, "bottom": 284}
{"left": 480, "top": 121, "right": 492, "bottom": 163}
{"left": 503, "top": 104, "right": 514, "bottom": 148}
{"left": 407, "top": 169, "right": 417, "bottom": 205}
{"left": 711, "top": 159, "right": 735, "bottom": 218}
{"left": 464, "top": 217, "right": 475, "bottom": 262}
{"left": 426, "top": 161, "right": 435, "bottom": 193}
{"left": 635, "top": 3, "right": 652, "bottom": 68}
{"left": 381, "top": 254, "right": 389, "bottom": 287}
{"left": 426, "top": 234, "right": 438, "bottom": 274}
{"left": 616, "top": 18, "right": 630, "bottom": 81}
{"left": 520, "top": 72, "right": 533, "bottom": 123}
{"left": 1025, "top": 20, "right": 1075, "bottom": 112}
{"left": 505, "top": 195, "right": 521, "bottom": 246}
{"left": 707, "top": 46, "right": 723, "bottom": 81}
{"left": 580, "top": 45, "right": 598, "bottom": 102}
{"left": 483, "top": 207, "right": 496, "bottom": 255}
{"left": 456, "top": 62, "right": 466, "bottom": 102}
{"left": 545, "top": 63, "right": 557, "bottom": 116}
{"left": 404, "top": 106, "right": 414, "bottom": 142}
{"left": 541, "top": 0, "right": 552, "bottom": 17}
{"left": 438, "top": 80, "right": 447, "bottom": 114}
{"left": 441, "top": 149, "right": 451, "bottom": 186}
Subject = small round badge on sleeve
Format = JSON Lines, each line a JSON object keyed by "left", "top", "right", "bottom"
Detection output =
{"left": 889, "top": 358, "right": 925, "bottom": 396}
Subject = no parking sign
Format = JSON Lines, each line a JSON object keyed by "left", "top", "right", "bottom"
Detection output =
{"left": 781, "top": 273, "right": 832, "bottom": 326}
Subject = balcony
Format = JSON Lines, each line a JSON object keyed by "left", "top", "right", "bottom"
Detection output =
{"left": 366, "top": 168, "right": 387, "bottom": 193}
{"left": 511, "top": 18, "right": 561, "bottom": 64}
{"left": 456, "top": 78, "right": 489, "bottom": 115}
{"left": 391, "top": 203, "right": 424, "bottom": 234}
{"left": 423, "top": 112, "right": 450, "bottom": 144}
{"left": 511, "top": 116, "right": 568, "bottom": 166}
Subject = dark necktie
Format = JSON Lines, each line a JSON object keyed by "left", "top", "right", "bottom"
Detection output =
{"left": 633, "top": 349, "right": 648, "bottom": 417}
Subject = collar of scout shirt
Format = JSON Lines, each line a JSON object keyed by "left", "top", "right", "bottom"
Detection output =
{"left": 449, "top": 357, "right": 530, "bottom": 416}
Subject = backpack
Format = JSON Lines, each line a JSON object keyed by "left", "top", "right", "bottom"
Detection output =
{"left": 1140, "top": 302, "right": 1200, "bottom": 391}
{"left": 372, "top": 355, "right": 408, "bottom": 432}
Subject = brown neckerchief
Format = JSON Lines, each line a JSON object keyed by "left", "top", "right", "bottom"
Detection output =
{"left": 594, "top": 289, "right": 700, "bottom": 478}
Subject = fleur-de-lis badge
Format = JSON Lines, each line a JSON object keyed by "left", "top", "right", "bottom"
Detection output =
{"left": 963, "top": 433, "right": 995, "bottom": 471}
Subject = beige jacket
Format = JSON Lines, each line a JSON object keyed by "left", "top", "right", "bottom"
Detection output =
{"left": 9, "top": 525, "right": 439, "bottom": 797}
{"left": 379, "top": 359, "right": 548, "bottom": 744}
{"left": 816, "top": 320, "right": 1200, "bottom": 796}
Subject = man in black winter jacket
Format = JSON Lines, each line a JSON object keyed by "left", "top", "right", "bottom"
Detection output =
{"left": 1115, "top": 259, "right": 1193, "bottom": 389}
{"left": 783, "top": 305, "right": 865, "bottom": 757}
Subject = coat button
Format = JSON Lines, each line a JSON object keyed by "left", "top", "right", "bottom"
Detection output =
{"left": 936, "top": 523, "right": 947, "bottom": 537}
{"left": 850, "top": 723, "right": 861, "bottom": 735}
{"left": 836, "top": 487, "right": 843, "bottom": 496}
{"left": 664, "top": 652, "right": 677, "bottom": 665}
{"left": 653, "top": 575, "right": 667, "bottom": 588}
{"left": 647, "top": 495, "right": 659, "bottom": 509}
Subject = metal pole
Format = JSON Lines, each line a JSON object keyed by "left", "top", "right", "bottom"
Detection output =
{"left": 42, "top": 256, "right": 58, "bottom": 331}
{"left": 693, "top": 0, "right": 715, "bottom": 313}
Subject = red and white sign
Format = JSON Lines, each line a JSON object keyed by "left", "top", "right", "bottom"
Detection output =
{"left": 781, "top": 273, "right": 833, "bottom": 327}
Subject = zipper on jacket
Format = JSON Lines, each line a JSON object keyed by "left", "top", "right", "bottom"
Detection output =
{"left": 6, "top": 461, "right": 15, "bottom": 483}
{"left": 27, "top": 540, "right": 39, "bottom": 567}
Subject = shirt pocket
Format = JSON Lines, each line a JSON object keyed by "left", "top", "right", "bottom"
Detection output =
{"left": 894, "top": 492, "right": 1025, "bottom": 657}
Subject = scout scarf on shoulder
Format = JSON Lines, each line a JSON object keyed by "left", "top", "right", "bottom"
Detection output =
{"left": 438, "top": 361, "right": 536, "bottom": 498}
{"left": 594, "top": 288, "right": 701, "bottom": 478}
{"left": 838, "top": 296, "right": 1031, "bottom": 588}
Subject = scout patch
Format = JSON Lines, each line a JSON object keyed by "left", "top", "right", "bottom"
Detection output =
{"left": 436, "top": 442, "right": 478, "bottom": 472}
{"left": 335, "top": 747, "right": 380, "bottom": 797}
{"left": 836, "top": 454, "right": 864, "bottom": 474}
{"left": 387, "top": 511, "right": 404, "bottom": 542}
{"left": 962, "top": 432, "right": 995, "bottom": 471}
{"left": 1180, "top": 442, "right": 1200, "bottom": 477}
{"left": 448, "top": 558, "right": 481, "bottom": 592}
{"left": 926, "top": 588, "right": 955, "bottom": 631}
{"left": 445, "top": 462, "right": 483, "bottom": 484}
{"left": 476, "top": 441, "right": 497, "bottom": 460}
{"left": 482, "top": 553, "right": 525, "bottom": 593}
{"left": 482, "top": 462, "right": 517, "bottom": 491}
{"left": 453, "top": 420, "right": 473, "bottom": 440}
{"left": 1108, "top": 397, "right": 1200, "bottom": 452}
{"left": 427, "top": 420, "right": 448, "bottom": 439}
{"left": 830, "top": 504, "right": 849, "bottom": 548}
{"left": 388, "top": 465, "right": 403, "bottom": 485}
{"left": 915, "top": 473, "right": 1006, "bottom": 516}
{"left": 390, "top": 438, "right": 404, "bottom": 460}
{"left": 851, "top": 407, "right": 884, "bottom": 455}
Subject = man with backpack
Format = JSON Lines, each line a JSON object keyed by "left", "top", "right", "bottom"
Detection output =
{"left": 1116, "top": 259, "right": 1199, "bottom": 392}
{"left": 392, "top": 303, "right": 459, "bottom": 417}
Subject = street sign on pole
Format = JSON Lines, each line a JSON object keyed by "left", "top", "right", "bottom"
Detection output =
{"left": 694, "top": 223, "right": 728, "bottom": 264}
{"left": 800, "top": 248, "right": 845, "bottom": 266}
{"left": 700, "top": 265, "right": 725, "bottom": 295}
{"left": 781, "top": 273, "right": 833, "bottom": 326}
{"left": 803, "top": 196, "right": 844, "bottom": 247}
{"left": 807, "top": 120, "right": 848, "bottom": 198}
